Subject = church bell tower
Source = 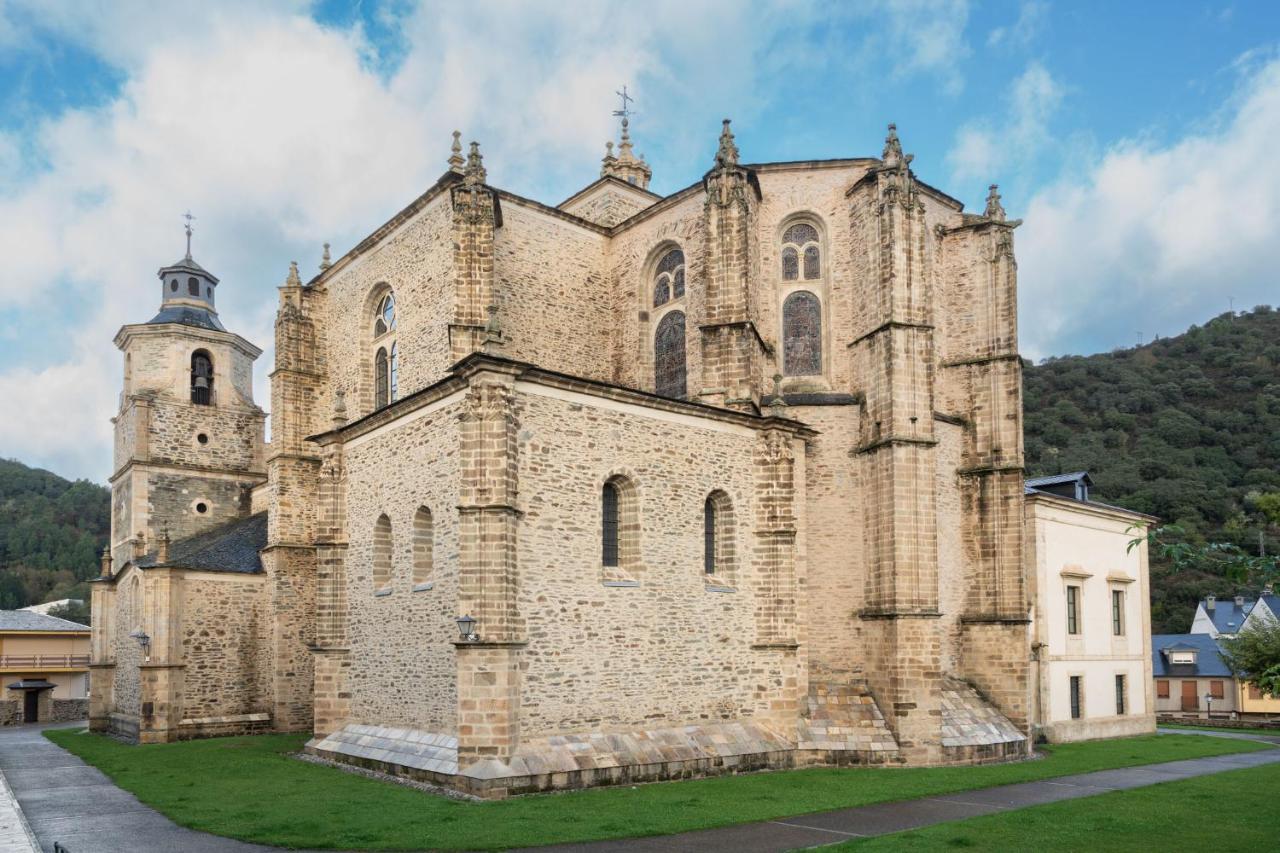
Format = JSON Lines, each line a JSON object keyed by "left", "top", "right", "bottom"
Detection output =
{"left": 108, "top": 218, "right": 267, "bottom": 568}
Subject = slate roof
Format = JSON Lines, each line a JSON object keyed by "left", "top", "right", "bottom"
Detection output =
{"left": 146, "top": 304, "right": 226, "bottom": 332}
{"left": 1152, "top": 633, "right": 1234, "bottom": 678}
{"left": 1025, "top": 471, "right": 1093, "bottom": 489}
{"left": 140, "top": 512, "right": 267, "bottom": 574}
{"left": 0, "top": 610, "right": 89, "bottom": 632}
{"left": 1200, "top": 597, "right": 1254, "bottom": 635}
{"left": 159, "top": 254, "right": 219, "bottom": 283}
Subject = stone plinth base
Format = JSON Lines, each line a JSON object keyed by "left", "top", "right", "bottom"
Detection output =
{"left": 796, "top": 681, "right": 901, "bottom": 763}
{"left": 939, "top": 678, "right": 1028, "bottom": 763}
{"left": 177, "top": 712, "right": 272, "bottom": 740}
{"left": 1038, "top": 713, "right": 1155, "bottom": 744}
{"left": 308, "top": 720, "right": 797, "bottom": 799}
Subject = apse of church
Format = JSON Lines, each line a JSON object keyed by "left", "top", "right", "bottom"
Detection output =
{"left": 92, "top": 108, "right": 1031, "bottom": 791}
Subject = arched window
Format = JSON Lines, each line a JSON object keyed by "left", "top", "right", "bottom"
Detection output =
{"left": 412, "top": 506, "right": 433, "bottom": 589}
{"left": 372, "top": 514, "right": 392, "bottom": 594}
{"left": 373, "top": 292, "right": 396, "bottom": 337}
{"left": 601, "top": 475, "right": 640, "bottom": 582}
{"left": 375, "top": 347, "right": 389, "bottom": 408}
{"left": 602, "top": 482, "right": 620, "bottom": 568}
{"left": 703, "top": 490, "right": 735, "bottom": 579}
{"left": 654, "top": 311, "right": 687, "bottom": 399}
{"left": 652, "top": 248, "right": 685, "bottom": 308}
{"left": 781, "top": 223, "right": 820, "bottom": 281}
{"left": 187, "top": 276, "right": 200, "bottom": 296}
{"left": 389, "top": 343, "right": 398, "bottom": 402}
{"left": 782, "top": 291, "right": 822, "bottom": 376}
{"left": 190, "top": 350, "right": 213, "bottom": 405}
{"left": 370, "top": 289, "right": 398, "bottom": 410}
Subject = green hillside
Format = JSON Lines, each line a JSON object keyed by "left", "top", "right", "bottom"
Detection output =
{"left": 0, "top": 457, "right": 109, "bottom": 611}
{"left": 1024, "top": 305, "right": 1280, "bottom": 633}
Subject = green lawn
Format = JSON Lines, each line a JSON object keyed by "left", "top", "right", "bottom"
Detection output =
{"left": 1161, "top": 723, "right": 1279, "bottom": 737}
{"left": 44, "top": 729, "right": 1270, "bottom": 851}
{"left": 834, "top": 760, "right": 1280, "bottom": 851}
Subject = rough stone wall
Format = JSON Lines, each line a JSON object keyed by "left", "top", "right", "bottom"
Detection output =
{"left": 513, "top": 387, "right": 782, "bottom": 736}
{"left": 934, "top": 422, "right": 966, "bottom": 675}
{"left": 562, "top": 186, "right": 652, "bottom": 228}
{"left": 493, "top": 203, "right": 612, "bottom": 383}
{"left": 607, "top": 193, "right": 705, "bottom": 394}
{"left": 50, "top": 698, "right": 89, "bottom": 722}
{"left": 342, "top": 398, "right": 463, "bottom": 733}
{"left": 147, "top": 471, "right": 256, "bottom": 542}
{"left": 111, "top": 571, "right": 144, "bottom": 721}
{"left": 320, "top": 192, "right": 455, "bottom": 420}
{"left": 179, "top": 575, "right": 270, "bottom": 721}
{"left": 146, "top": 400, "right": 264, "bottom": 471}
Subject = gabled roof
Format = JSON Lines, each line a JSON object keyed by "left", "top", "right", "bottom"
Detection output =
{"left": 138, "top": 512, "right": 267, "bottom": 574}
{"left": 1199, "top": 597, "right": 1254, "bottom": 635}
{"left": 0, "top": 610, "right": 89, "bottom": 632}
{"left": 1025, "top": 471, "right": 1093, "bottom": 489}
{"left": 1152, "top": 633, "right": 1233, "bottom": 678}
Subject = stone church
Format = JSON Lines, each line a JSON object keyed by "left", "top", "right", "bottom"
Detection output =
{"left": 91, "top": 117, "right": 1033, "bottom": 795}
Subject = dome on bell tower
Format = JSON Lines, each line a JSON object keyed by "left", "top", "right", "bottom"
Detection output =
{"left": 148, "top": 213, "right": 225, "bottom": 331}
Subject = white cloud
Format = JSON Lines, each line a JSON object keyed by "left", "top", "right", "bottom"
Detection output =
{"left": 873, "top": 0, "right": 972, "bottom": 95}
{"left": 1017, "top": 53, "right": 1280, "bottom": 360}
{"left": 0, "top": 0, "right": 836, "bottom": 482}
{"left": 987, "top": 1, "right": 1047, "bottom": 49}
{"left": 947, "top": 60, "right": 1064, "bottom": 181}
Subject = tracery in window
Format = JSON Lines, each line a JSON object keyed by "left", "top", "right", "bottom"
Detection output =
{"left": 652, "top": 248, "right": 685, "bottom": 307}
{"left": 654, "top": 310, "right": 687, "bottom": 399}
{"left": 373, "top": 292, "right": 396, "bottom": 337}
{"left": 781, "top": 222, "right": 820, "bottom": 281}
{"left": 782, "top": 291, "right": 822, "bottom": 376}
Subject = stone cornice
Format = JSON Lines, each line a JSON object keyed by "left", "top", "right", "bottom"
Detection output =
{"left": 1025, "top": 490, "right": 1159, "bottom": 524}
{"left": 557, "top": 174, "right": 662, "bottom": 210}
{"left": 109, "top": 458, "right": 267, "bottom": 486}
{"left": 113, "top": 321, "right": 263, "bottom": 360}
{"left": 847, "top": 320, "right": 935, "bottom": 347}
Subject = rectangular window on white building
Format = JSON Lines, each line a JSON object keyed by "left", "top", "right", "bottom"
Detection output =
{"left": 1070, "top": 675, "right": 1083, "bottom": 719}
{"left": 1112, "top": 589, "right": 1125, "bottom": 636}
{"left": 1067, "top": 585, "right": 1081, "bottom": 635}
{"left": 1115, "top": 674, "right": 1126, "bottom": 715}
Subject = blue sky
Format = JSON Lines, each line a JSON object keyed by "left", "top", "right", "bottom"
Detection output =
{"left": 1, "top": 0, "right": 1278, "bottom": 483}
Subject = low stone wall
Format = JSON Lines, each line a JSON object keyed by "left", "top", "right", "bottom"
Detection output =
{"left": 1039, "top": 713, "right": 1156, "bottom": 744}
{"left": 50, "top": 699, "right": 89, "bottom": 723}
{"left": 1157, "top": 714, "right": 1280, "bottom": 730}
{"left": 0, "top": 700, "right": 16, "bottom": 726}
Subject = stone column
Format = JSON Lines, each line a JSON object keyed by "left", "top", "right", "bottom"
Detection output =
{"left": 938, "top": 190, "right": 1030, "bottom": 732}
{"left": 454, "top": 362, "right": 525, "bottom": 766}
{"left": 312, "top": 411, "right": 350, "bottom": 737}
{"left": 263, "top": 266, "right": 323, "bottom": 733}
{"left": 851, "top": 128, "right": 945, "bottom": 762}
{"left": 137, "top": 567, "right": 184, "bottom": 743}
{"left": 88, "top": 557, "right": 116, "bottom": 733}
{"left": 449, "top": 145, "right": 501, "bottom": 363}
{"left": 700, "top": 120, "right": 769, "bottom": 412}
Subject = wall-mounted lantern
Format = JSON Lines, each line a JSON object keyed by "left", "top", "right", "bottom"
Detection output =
{"left": 455, "top": 614, "right": 478, "bottom": 643}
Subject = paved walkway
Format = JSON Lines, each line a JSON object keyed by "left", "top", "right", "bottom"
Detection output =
{"left": 524, "top": 742, "right": 1280, "bottom": 853}
{"left": 0, "top": 722, "right": 282, "bottom": 853}
{"left": 0, "top": 722, "right": 1275, "bottom": 852}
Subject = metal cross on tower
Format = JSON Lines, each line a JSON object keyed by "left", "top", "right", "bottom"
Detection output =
{"left": 183, "top": 210, "right": 196, "bottom": 259}
{"left": 613, "top": 85, "right": 633, "bottom": 121}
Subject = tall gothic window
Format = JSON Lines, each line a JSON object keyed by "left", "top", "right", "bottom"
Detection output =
{"left": 781, "top": 223, "right": 820, "bottom": 281}
{"left": 190, "top": 350, "right": 213, "bottom": 405}
{"left": 371, "top": 288, "right": 397, "bottom": 409}
{"left": 704, "top": 490, "right": 734, "bottom": 580}
{"left": 652, "top": 247, "right": 685, "bottom": 307}
{"left": 602, "top": 481, "right": 620, "bottom": 568}
{"left": 375, "top": 347, "right": 390, "bottom": 408}
{"left": 654, "top": 311, "right": 687, "bottom": 399}
{"left": 782, "top": 291, "right": 822, "bottom": 376}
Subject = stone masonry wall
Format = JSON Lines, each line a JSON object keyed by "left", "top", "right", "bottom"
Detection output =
{"left": 321, "top": 192, "right": 456, "bottom": 420}
{"left": 493, "top": 203, "right": 612, "bottom": 384}
{"left": 342, "top": 398, "right": 463, "bottom": 733}
{"left": 179, "top": 575, "right": 271, "bottom": 721}
{"left": 514, "top": 387, "right": 784, "bottom": 736}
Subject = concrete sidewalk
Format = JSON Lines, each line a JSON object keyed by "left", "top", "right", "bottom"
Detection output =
{"left": 523, "top": 745, "right": 1280, "bottom": 853}
{"left": 0, "top": 722, "right": 283, "bottom": 853}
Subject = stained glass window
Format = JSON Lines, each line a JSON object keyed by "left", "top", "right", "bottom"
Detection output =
{"left": 654, "top": 311, "right": 687, "bottom": 399}
{"left": 653, "top": 248, "right": 685, "bottom": 307}
{"left": 602, "top": 482, "right": 619, "bottom": 567}
{"left": 374, "top": 292, "right": 396, "bottom": 337}
{"left": 782, "top": 223, "right": 821, "bottom": 281}
{"left": 782, "top": 291, "right": 821, "bottom": 376}
{"left": 704, "top": 497, "right": 716, "bottom": 574}
{"left": 389, "top": 343, "right": 398, "bottom": 402}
